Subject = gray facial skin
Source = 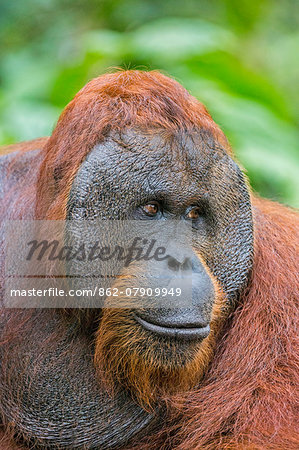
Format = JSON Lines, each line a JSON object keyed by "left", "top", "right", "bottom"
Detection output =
{"left": 0, "top": 129, "right": 253, "bottom": 449}
{"left": 68, "top": 129, "right": 253, "bottom": 324}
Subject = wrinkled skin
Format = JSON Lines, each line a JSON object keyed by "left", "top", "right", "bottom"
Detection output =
{"left": 69, "top": 129, "right": 253, "bottom": 300}
{"left": 0, "top": 129, "right": 253, "bottom": 448}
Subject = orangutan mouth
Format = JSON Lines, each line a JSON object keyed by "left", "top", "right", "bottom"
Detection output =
{"left": 133, "top": 313, "right": 210, "bottom": 340}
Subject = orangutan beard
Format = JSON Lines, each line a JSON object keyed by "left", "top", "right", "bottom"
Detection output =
{"left": 94, "top": 290, "right": 226, "bottom": 410}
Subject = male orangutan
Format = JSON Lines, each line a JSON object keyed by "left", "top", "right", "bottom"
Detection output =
{"left": 0, "top": 70, "right": 298, "bottom": 449}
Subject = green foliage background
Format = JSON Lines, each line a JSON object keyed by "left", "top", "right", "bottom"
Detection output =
{"left": 0, "top": 0, "right": 298, "bottom": 206}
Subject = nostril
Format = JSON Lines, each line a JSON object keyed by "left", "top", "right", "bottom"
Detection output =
{"left": 182, "top": 258, "right": 192, "bottom": 271}
{"left": 167, "top": 257, "right": 192, "bottom": 271}
{"left": 167, "top": 256, "right": 180, "bottom": 271}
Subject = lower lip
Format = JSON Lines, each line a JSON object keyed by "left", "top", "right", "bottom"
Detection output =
{"left": 133, "top": 314, "right": 210, "bottom": 341}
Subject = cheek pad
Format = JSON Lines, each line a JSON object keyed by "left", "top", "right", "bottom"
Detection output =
{"left": 206, "top": 157, "right": 254, "bottom": 301}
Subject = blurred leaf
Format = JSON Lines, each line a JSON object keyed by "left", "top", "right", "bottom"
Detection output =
{"left": 0, "top": 101, "right": 60, "bottom": 142}
{"left": 129, "top": 18, "right": 234, "bottom": 61}
{"left": 183, "top": 52, "right": 292, "bottom": 120}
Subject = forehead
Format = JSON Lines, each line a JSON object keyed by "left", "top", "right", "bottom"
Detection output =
{"left": 100, "top": 128, "right": 224, "bottom": 169}
{"left": 82, "top": 129, "right": 230, "bottom": 199}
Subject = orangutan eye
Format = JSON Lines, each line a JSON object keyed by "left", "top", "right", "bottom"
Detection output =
{"left": 141, "top": 202, "right": 160, "bottom": 216}
{"left": 186, "top": 207, "right": 201, "bottom": 220}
